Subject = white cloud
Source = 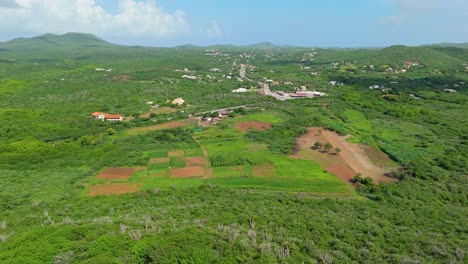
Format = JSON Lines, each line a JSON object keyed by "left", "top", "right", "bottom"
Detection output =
{"left": 0, "top": 0, "right": 189, "bottom": 37}
{"left": 206, "top": 21, "right": 222, "bottom": 38}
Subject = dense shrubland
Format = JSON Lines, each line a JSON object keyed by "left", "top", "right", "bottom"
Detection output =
{"left": 0, "top": 38, "right": 466, "bottom": 263}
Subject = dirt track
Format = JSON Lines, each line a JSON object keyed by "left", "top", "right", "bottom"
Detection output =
{"left": 294, "top": 128, "right": 397, "bottom": 183}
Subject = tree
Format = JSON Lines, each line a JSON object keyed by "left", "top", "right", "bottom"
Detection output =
{"left": 107, "top": 128, "right": 115, "bottom": 136}
{"left": 335, "top": 148, "right": 341, "bottom": 155}
{"left": 324, "top": 143, "right": 333, "bottom": 152}
{"left": 313, "top": 141, "right": 322, "bottom": 150}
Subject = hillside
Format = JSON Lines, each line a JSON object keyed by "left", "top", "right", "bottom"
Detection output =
{"left": 314, "top": 45, "right": 466, "bottom": 70}
{"left": 0, "top": 33, "right": 466, "bottom": 263}
{"left": 425, "top": 42, "right": 468, "bottom": 49}
{"left": 0, "top": 32, "right": 116, "bottom": 50}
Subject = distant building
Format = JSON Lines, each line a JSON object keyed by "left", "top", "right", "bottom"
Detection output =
{"left": 232, "top": 88, "right": 248, "bottom": 93}
{"left": 182, "top": 75, "right": 197, "bottom": 80}
{"left": 329, "top": 81, "right": 337, "bottom": 86}
{"left": 171, "top": 97, "right": 186, "bottom": 106}
{"left": 91, "top": 112, "right": 123, "bottom": 121}
{"left": 444, "top": 89, "right": 456, "bottom": 93}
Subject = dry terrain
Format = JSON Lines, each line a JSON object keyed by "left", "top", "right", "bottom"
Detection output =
{"left": 235, "top": 121, "right": 272, "bottom": 132}
{"left": 88, "top": 183, "right": 140, "bottom": 196}
{"left": 293, "top": 128, "right": 397, "bottom": 183}
{"left": 95, "top": 167, "right": 146, "bottom": 180}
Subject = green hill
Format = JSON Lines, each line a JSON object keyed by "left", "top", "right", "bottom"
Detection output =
{"left": 424, "top": 42, "right": 468, "bottom": 49}
{"left": 0, "top": 32, "right": 117, "bottom": 50}
{"left": 315, "top": 45, "right": 466, "bottom": 70}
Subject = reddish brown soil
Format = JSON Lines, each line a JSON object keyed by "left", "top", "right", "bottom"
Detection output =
{"left": 170, "top": 167, "right": 205, "bottom": 178}
{"left": 149, "top": 158, "right": 170, "bottom": 164}
{"left": 168, "top": 151, "right": 184, "bottom": 157}
{"left": 235, "top": 121, "right": 272, "bottom": 132}
{"left": 293, "top": 127, "right": 398, "bottom": 184}
{"left": 96, "top": 167, "right": 146, "bottom": 180}
{"left": 253, "top": 165, "right": 276, "bottom": 177}
{"left": 89, "top": 183, "right": 140, "bottom": 196}
{"left": 112, "top": 75, "right": 130, "bottom": 82}
{"left": 185, "top": 157, "right": 205, "bottom": 166}
{"left": 127, "top": 121, "right": 187, "bottom": 135}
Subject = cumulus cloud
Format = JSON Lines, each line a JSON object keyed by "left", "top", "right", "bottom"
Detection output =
{"left": 206, "top": 21, "right": 222, "bottom": 37}
{"left": 0, "top": 0, "right": 189, "bottom": 37}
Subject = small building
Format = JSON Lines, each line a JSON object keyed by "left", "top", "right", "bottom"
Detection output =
{"left": 232, "top": 88, "right": 248, "bottom": 93}
{"left": 329, "top": 81, "right": 337, "bottom": 86}
{"left": 91, "top": 112, "right": 106, "bottom": 120}
{"left": 271, "top": 80, "right": 280, "bottom": 85}
{"left": 105, "top": 114, "right": 123, "bottom": 121}
{"left": 91, "top": 112, "right": 123, "bottom": 121}
{"left": 182, "top": 75, "right": 197, "bottom": 80}
{"left": 171, "top": 97, "right": 186, "bottom": 106}
{"left": 444, "top": 89, "right": 456, "bottom": 93}
{"left": 291, "top": 92, "right": 308, "bottom": 98}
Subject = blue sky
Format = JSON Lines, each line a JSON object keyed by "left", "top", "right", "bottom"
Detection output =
{"left": 0, "top": 0, "right": 467, "bottom": 47}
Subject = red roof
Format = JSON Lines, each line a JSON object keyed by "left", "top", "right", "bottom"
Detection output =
{"left": 104, "top": 114, "right": 122, "bottom": 119}
{"left": 91, "top": 112, "right": 106, "bottom": 117}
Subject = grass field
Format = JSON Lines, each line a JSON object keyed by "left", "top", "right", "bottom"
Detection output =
{"left": 87, "top": 112, "right": 356, "bottom": 196}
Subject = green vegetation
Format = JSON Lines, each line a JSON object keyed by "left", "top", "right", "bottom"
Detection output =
{"left": 0, "top": 33, "right": 466, "bottom": 263}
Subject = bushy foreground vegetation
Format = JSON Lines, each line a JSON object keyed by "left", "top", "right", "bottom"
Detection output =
{"left": 0, "top": 34, "right": 467, "bottom": 263}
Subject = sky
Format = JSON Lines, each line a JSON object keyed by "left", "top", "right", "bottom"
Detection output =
{"left": 0, "top": 0, "right": 467, "bottom": 47}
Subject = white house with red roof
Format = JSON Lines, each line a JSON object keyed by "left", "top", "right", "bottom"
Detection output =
{"left": 91, "top": 112, "right": 123, "bottom": 121}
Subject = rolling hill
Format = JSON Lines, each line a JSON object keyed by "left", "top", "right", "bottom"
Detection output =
{"left": 0, "top": 32, "right": 117, "bottom": 50}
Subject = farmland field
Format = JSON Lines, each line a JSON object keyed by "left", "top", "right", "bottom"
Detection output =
{"left": 0, "top": 32, "right": 466, "bottom": 263}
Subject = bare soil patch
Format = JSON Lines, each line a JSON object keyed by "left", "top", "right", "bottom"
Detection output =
{"left": 185, "top": 157, "right": 205, "bottom": 166}
{"left": 127, "top": 121, "right": 187, "bottom": 135}
{"left": 293, "top": 127, "right": 397, "bottom": 184}
{"left": 168, "top": 150, "right": 184, "bottom": 157}
{"left": 253, "top": 165, "right": 276, "bottom": 177}
{"left": 235, "top": 121, "right": 271, "bottom": 132}
{"left": 89, "top": 183, "right": 139, "bottom": 196}
{"left": 112, "top": 75, "right": 130, "bottom": 82}
{"left": 96, "top": 167, "right": 146, "bottom": 180}
{"left": 149, "top": 157, "right": 170, "bottom": 164}
{"left": 171, "top": 167, "right": 205, "bottom": 178}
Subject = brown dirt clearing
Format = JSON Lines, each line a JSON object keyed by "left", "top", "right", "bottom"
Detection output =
{"left": 168, "top": 150, "right": 184, "bottom": 157}
{"left": 235, "top": 121, "right": 271, "bottom": 132}
{"left": 127, "top": 121, "right": 188, "bottom": 135}
{"left": 293, "top": 127, "right": 398, "bottom": 184}
{"left": 149, "top": 157, "right": 170, "bottom": 164}
{"left": 170, "top": 167, "right": 205, "bottom": 178}
{"left": 112, "top": 75, "right": 130, "bottom": 82}
{"left": 89, "top": 183, "right": 140, "bottom": 196}
{"left": 96, "top": 167, "right": 146, "bottom": 180}
{"left": 185, "top": 157, "right": 205, "bottom": 166}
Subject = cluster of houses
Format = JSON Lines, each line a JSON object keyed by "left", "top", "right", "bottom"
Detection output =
{"left": 91, "top": 112, "right": 123, "bottom": 121}
{"left": 198, "top": 110, "right": 232, "bottom": 126}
